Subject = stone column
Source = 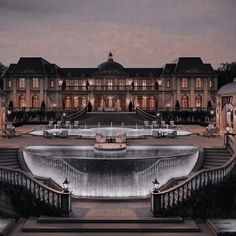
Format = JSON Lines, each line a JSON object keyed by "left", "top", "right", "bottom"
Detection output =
{"left": 203, "top": 78, "right": 208, "bottom": 108}
{"left": 190, "top": 78, "right": 194, "bottom": 108}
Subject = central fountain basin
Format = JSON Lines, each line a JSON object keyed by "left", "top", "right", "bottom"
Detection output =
{"left": 30, "top": 126, "right": 192, "bottom": 138}
{"left": 23, "top": 145, "right": 199, "bottom": 198}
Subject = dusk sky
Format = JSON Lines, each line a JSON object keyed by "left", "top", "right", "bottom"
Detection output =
{"left": 0, "top": 0, "right": 236, "bottom": 68}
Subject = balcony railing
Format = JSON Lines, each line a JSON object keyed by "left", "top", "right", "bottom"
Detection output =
{"left": 62, "top": 85, "right": 157, "bottom": 92}
{"left": 0, "top": 166, "right": 71, "bottom": 216}
{"left": 151, "top": 134, "right": 236, "bottom": 216}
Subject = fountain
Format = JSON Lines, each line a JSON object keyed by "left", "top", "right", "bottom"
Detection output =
{"left": 23, "top": 145, "right": 199, "bottom": 198}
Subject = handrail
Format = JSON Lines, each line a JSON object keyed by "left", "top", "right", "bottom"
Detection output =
{"left": 66, "top": 106, "right": 87, "bottom": 120}
{"left": 151, "top": 134, "right": 236, "bottom": 216}
{"left": 0, "top": 165, "right": 71, "bottom": 216}
{"left": 136, "top": 107, "right": 156, "bottom": 120}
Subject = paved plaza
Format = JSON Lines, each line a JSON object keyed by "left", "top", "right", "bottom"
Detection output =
{"left": 0, "top": 124, "right": 225, "bottom": 149}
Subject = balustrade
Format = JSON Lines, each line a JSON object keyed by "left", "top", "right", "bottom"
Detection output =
{"left": 151, "top": 134, "right": 236, "bottom": 216}
{"left": 0, "top": 166, "right": 71, "bottom": 216}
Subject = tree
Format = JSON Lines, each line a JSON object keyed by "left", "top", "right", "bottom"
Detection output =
{"left": 217, "top": 62, "right": 236, "bottom": 89}
{"left": 87, "top": 100, "right": 92, "bottom": 112}
{"left": 0, "top": 62, "right": 8, "bottom": 90}
{"left": 128, "top": 101, "right": 133, "bottom": 112}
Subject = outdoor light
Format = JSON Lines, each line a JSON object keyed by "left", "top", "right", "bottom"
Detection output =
{"left": 156, "top": 112, "right": 160, "bottom": 117}
{"left": 62, "top": 178, "right": 70, "bottom": 192}
{"left": 210, "top": 110, "right": 214, "bottom": 115}
{"left": 226, "top": 126, "right": 231, "bottom": 133}
{"left": 7, "top": 110, "right": 11, "bottom": 115}
{"left": 58, "top": 79, "right": 63, "bottom": 86}
{"left": 152, "top": 178, "right": 160, "bottom": 193}
{"left": 63, "top": 112, "right": 66, "bottom": 117}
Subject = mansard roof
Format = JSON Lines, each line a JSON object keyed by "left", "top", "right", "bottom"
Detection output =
{"left": 60, "top": 68, "right": 97, "bottom": 77}
{"left": 4, "top": 57, "right": 61, "bottom": 76}
{"left": 174, "top": 57, "right": 212, "bottom": 74}
{"left": 126, "top": 68, "right": 162, "bottom": 77}
{"left": 4, "top": 56, "right": 214, "bottom": 78}
{"left": 162, "top": 57, "right": 215, "bottom": 76}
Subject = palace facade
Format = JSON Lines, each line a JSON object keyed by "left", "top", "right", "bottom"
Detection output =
{"left": 2, "top": 53, "right": 217, "bottom": 112}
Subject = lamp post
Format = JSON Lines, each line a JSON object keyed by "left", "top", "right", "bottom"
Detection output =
{"left": 152, "top": 178, "right": 160, "bottom": 193}
{"left": 62, "top": 178, "right": 70, "bottom": 193}
{"left": 151, "top": 178, "right": 161, "bottom": 216}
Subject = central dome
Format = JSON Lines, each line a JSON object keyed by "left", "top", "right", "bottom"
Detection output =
{"left": 97, "top": 52, "right": 125, "bottom": 72}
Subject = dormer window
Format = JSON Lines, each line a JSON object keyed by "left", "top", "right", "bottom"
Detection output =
{"left": 8, "top": 80, "right": 12, "bottom": 88}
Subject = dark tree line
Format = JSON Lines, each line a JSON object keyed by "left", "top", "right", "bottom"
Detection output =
{"left": 0, "top": 62, "right": 8, "bottom": 90}
{"left": 217, "top": 62, "right": 236, "bottom": 89}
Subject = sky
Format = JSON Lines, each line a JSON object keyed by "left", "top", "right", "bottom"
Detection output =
{"left": 0, "top": 0, "right": 236, "bottom": 69}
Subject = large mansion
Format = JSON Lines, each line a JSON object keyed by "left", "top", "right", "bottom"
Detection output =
{"left": 2, "top": 53, "right": 217, "bottom": 112}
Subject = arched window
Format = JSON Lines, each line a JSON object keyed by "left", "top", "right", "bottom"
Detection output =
{"left": 65, "top": 96, "right": 71, "bottom": 110}
{"left": 182, "top": 95, "right": 188, "bottom": 108}
{"left": 142, "top": 96, "right": 147, "bottom": 110}
{"left": 73, "top": 96, "right": 79, "bottom": 108}
{"left": 19, "top": 95, "right": 25, "bottom": 108}
{"left": 195, "top": 95, "right": 202, "bottom": 108}
{"left": 32, "top": 95, "right": 40, "bottom": 108}
{"left": 149, "top": 96, "right": 155, "bottom": 110}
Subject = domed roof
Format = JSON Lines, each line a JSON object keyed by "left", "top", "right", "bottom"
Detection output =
{"left": 217, "top": 79, "right": 236, "bottom": 95}
{"left": 96, "top": 52, "right": 126, "bottom": 74}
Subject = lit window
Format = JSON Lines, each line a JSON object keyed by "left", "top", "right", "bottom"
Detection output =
{"left": 166, "top": 80, "right": 170, "bottom": 88}
{"left": 195, "top": 95, "right": 202, "bottom": 107}
{"left": 195, "top": 78, "right": 202, "bottom": 88}
{"left": 19, "top": 95, "right": 25, "bottom": 107}
{"left": 181, "top": 78, "right": 188, "bottom": 88}
{"left": 32, "top": 95, "right": 40, "bottom": 108}
{"left": 209, "top": 80, "right": 213, "bottom": 88}
{"left": 8, "top": 80, "right": 12, "bottom": 88}
{"left": 32, "top": 78, "right": 39, "bottom": 88}
{"left": 19, "top": 78, "right": 25, "bottom": 89}
{"left": 50, "top": 80, "right": 54, "bottom": 88}
{"left": 182, "top": 95, "right": 188, "bottom": 108}
{"left": 142, "top": 80, "right": 146, "bottom": 91}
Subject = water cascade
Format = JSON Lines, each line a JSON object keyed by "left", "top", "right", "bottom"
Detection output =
{"left": 23, "top": 146, "right": 199, "bottom": 198}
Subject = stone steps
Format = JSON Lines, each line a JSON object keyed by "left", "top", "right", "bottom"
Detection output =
{"left": 202, "top": 148, "right": 231, "bottom": 169}
{"left": 0, "top": 148, "right": 20, "bottom": 169}
{"left": 22, "top": 217, "right": 201, "bottom": 233}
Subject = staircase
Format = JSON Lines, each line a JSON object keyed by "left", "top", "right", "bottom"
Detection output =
{"left": 0, "top": 148, "right": 20, "bottom": 169}
{"left": 4, "top": 216, "right": 214, "bottom": 235}
{"left": 202, "top": 148, "right": 232, "bottom": 169}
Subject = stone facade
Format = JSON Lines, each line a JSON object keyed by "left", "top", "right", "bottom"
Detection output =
{"left": 2, "top": 53, "right": 217, "bottom": 112}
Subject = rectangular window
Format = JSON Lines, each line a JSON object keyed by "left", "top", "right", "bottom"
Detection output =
{"left": 50, "top": 80, "right": 54, "bottom": 88}
{"left": 166, "top": 80, "right": 170, "bottom": 88}
{"left": 32, "top": 78, "right": 39, "bottom": 88}
{"left": 19, "top": 78, "right": 25, "bottom": 89}
{"left": 8, "top": 80, "right": 12, "bottom": 88}
{"left": 195, "top": 78, "right": 202, "bottom": 88}
{"left": 181, "top": 78, "right": 188, "bottom": 88}
{"left": 142, "top": 80, "right": 146, "bottom": 91}
{"left": 74, "top": 80, "right": 78, "bottom": 91}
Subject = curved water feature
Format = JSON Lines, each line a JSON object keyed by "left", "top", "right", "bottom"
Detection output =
{"left": 23, "top": 145, "right": 199, "bottom": 198}
{"left": 30, "top": 126, "right": 192, "bottom": 138}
